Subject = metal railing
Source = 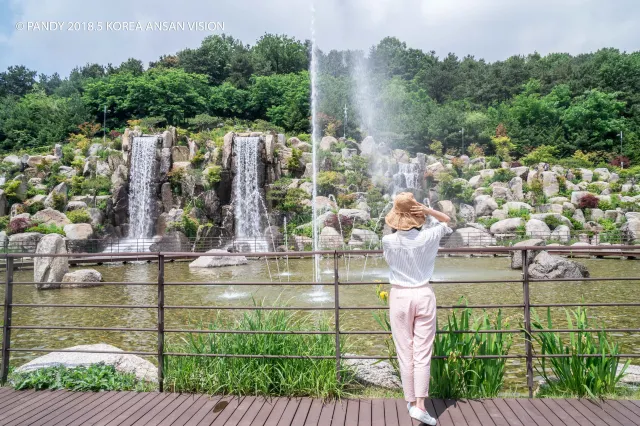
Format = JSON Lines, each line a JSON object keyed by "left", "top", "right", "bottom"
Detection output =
{"left": 1, "top": 246, "right": 639, "bottom": 398}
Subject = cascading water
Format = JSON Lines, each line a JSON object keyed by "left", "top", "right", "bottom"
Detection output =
{"left": 233, "top": 136, "right": 269, "bottom": 253}
{"left": 310, "top": 3, "right": 321, "bottom": 283}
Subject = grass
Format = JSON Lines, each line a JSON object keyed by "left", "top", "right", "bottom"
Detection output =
{"left": 10, "top": 363, "right": 153, "bottom": 392}
{"left": 164, "top": 302, "right": 353, "bottom": 398}
{"left": 530, "top": 307, "right": 630, "bottom": 398}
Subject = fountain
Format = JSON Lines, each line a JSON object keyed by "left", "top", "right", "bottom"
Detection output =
{"left": 310, "top": 4, "right": 321, "bottom": 282}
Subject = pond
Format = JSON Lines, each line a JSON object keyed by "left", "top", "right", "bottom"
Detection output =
{"left": 6, "top": 254, "right": 640, "bottom": 389}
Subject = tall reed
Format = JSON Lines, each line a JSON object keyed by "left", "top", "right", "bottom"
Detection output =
{"left": 530, "top": 307, "right": 629, "bottom": 398}
{"left": 164, "top": 304, "right": 351, "bottom": 398}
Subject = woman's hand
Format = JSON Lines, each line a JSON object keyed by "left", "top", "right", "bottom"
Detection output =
{"left": 410, "top": 204, "right": 429, "bottom": 217}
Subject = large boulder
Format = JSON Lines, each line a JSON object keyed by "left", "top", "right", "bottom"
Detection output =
{"left": 162, "top": 130, "right": 174, "bottom": 149}
{"left": 444, "top": 227, "right": 496, "bottom": 247}
{"left": 338, "top": 209, "right": 370, "bottom": 224}
{"left": 149, "top": 231, "right": 191, "bottom": 252}
{"left": 622, "top": 219, "right": 640, "bottom": 242}
{"left": 528, "top": 251, "right": 589, "bottom": 279}
{"left": 32, "top": 208, "right": 71, "bottom": 227}
{"left": 302, "top": 196, "right": 337, "bottom": 215}
{"left": 458, "top": 204, "right": 476, "bottom": 224}
{"left": 348, "top": 229, "right": 380, "bottom": 248}
{"left": 202, "top": 190, "right": 220, "bottom": 222}
{"left": 14, "top": 343, "right": 157, "bottom": 383}
{"left": 490, "top": 218, "right": 523, "bottom": 234}
{"left": 44, "top": 182, "right": 68, "bottom": 209}
{"left": 171, "top": 146, "right": 190, "bottom": 163}
{"left": 525, "top": 219, "right": 551, "bottom": 239}
{"left": 64, "top": 223, "right": 93, "bottom": 240}
{"left": 360, "top": 136, "right": 377, "bottom": 157}
{"left": 222, "top": 132, "right": 234, "bottom": 170}
{"left": 8, "top": 232, "right": 43, "bottom": 252}
{"left": 551, "top": 225, "right": 571, "bottom": 243}
{"left": 474, "top": 195, "right": 498, "bottom": 217}
{"left": 61, "top": 269, "right": 103, "bottom": 288}
{"left": 510, "top": 239, "right": 545, "bottom": 269}
{"left": 436, "top": 200, "right": 456, "bottom": 226}
{"left": 593, "top": 168, "right": 611, "bottom": 182}
{"left": 509, "top": 177, "right": 524, "bottom": 201}
{"left": 319, "top": 226, "right": 343, "bottom": 249}
{"left": 189, "top": 249, "right": 248, "bottom": 268}
{"left": 541, "top": 172, "right": 559, "bottom": 197}
{"left": 319, "top": 136, "right": 338, "bottom": 151}
{"left": 34, "top": 234, "right": 69, "bottom": 289}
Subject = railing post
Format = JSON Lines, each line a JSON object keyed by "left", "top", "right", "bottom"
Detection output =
{"left": 1, "top": 257, "right": 13, "bottom": 385}
{"left": 522, "top": 249, "right": 534, "bottom": 398}
{"left": 333, "top": 251, "right": 341, "bottom": 383}
{"left": 157, "top": 254, "right": 165, "bottom": 392}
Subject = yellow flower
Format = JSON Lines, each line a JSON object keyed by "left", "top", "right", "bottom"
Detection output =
{"left": 379, "top": 291, "right": 389, "bottom": 303}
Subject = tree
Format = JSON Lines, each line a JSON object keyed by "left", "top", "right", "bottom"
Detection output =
{"left": 177, "top": 34, "right": 251, "bottom": 85}
{"left": 0, "top": 65, "right": 37, "bottom": 97}
{"left": 251, "top": 34, "right": 309, "bottom": 76}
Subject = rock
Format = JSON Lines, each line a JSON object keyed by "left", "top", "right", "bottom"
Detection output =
{"left": 189, "top": 249, "right": 248, "bottom": 268}
{"left": 511, "top": 166, "right": 529, "bottom": 180}
{"left": 343, "top": 354, "right": 400, "bottom": 389}
{"left": 171, "top": 161, "right": 192, "bottom": 172}
{"left": 503, "top": 201, "right": 533, "bottom": 212}
{"left": 474, "top": 195, "right": 498, "bottom": 217}
{"left": 87, "top": 208, "right": 104, "bottom": 228}
{"left": 573, "top": 209, "right": 586, "bottom": 224}
{"left": 590, "top": 208, "right": 605, "bottom": 222}
{"left": 511, "top": 239, "right": 545, "bottom": 269}
{"left": 61, "top": 269, "right": 103, "bottom": 288}
{"left": 111, "top": 164, "right": 128, "bottom": 189}
{"left": 593, "top": 168, "right": 611, "bottom": 182}
{"left": 34, "top": 234, "right": 69, "bottom": 289}
{"left": 222, "top": 132, "right": 234, "bottom": 170}
{"left": 530, "top": 213, "right": 573, "bottom": 229}
{"left": 160, "top": 182, "right": 173, "bottom": 213}
{"left": 0, "top": 190, "right": 7, "bottom": 216}
{"left": 87, "top": 143, "right": 103, "bottom": 156}
{"left": 622, "top": 219, "right": 640, "bottom": 242}
{"left": 44, "top": 182, "right": 68, "bottom": 209}
{"left": 492, "top": 209, "right": 508, "bottom": 220}
{"left": 444, "top": 227, "right": 496, "bottom": 247}
{"left": 149, "top": 231, "right": 191, "bottom": 252}
{"left": 3, "top": 155, "right": 22, "bottom": 168}
{"left": 426, "top": 162, "right": 445, "bottom": 176}
{"left": 338, "top": 209, "right": 370, "bottom": 224}
{"left": 436, "top": 200, "right": 456, "bottom": 226}
{"left": 348, "top": 229, "right": 380, "bottom": 248}
{"left": 619, "top": 364, "right": 640, "bottom": 386}
{"left": 63, "top": 223, "right": 93, "bottom": 240}
{"left": 33, "top": 208, "right": 71, "bottom": 227}
{"left": 360, "top": 136, "right": 377, "bottom": 157}
{"left": 159, "top": 148, "right": 171, "bottom": 180}
{"left": 171, "top": 146, "right": 190, "bottom": 163}
{"left": 526, "top": 219, "right": 551, "bottom": 239}
{"left": 490, "top": 218, "right": 523, "bottom": 234}
{"left": 12, "top": 175, "right": 28, "bottom": 201}
{"left": 15, "top": 343, "right": 157, "bottom": 383}
{"left": 468, "top": 175, "right": 483, "bottom": 189}
{"left": 550, "top": 225, "right": 571, "bottom": 243}
{"left": 579, "top": 169, "right": 593, "bottom": 182}
{"left": 96, "top": 160, "right": 110, "bottom": 177}
{"left": 528, "top": 251, "right": 589, "bottom": 279}
{"left": 458, "top": 204, "right": 476, "bottom": 224}
{"left": 293, "top": 235, "right": 313, "bottom": 251}
{"left": 319, "top": 136, "right": 338, "bottom": 151}
{"left": 66, "top": 201, "right": 87, "bottom": 211}
{"left": 302, "top": 196, "right": 337, "bottom": 215}
{"left": 8, "top": 232, "right": 43, "bottom": 251}
{"left": 111, "top": 183, "right": 128, "bottom": 228}
{"left": 161, "top": 130, "right": 174, "bottom": 149}
{"left": 541, "top": 172, "right": 559, "bottom": 197}
{"left": 492, "top": 185, "right": 513, "bottom": 201}
{"left": 319, "top": 226, "right": 343, "bottom": 249}
{"left": 509, "top": 177, "right": 524, "bottom": 201}
{"left": 342, "top": 148, "right": 358, "bottom": 159}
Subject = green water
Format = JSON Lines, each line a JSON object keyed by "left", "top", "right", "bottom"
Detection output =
{"left": 5, "top": 254, "right": 640, "bottom": 389}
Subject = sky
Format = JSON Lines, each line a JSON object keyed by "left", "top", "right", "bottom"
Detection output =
{"left": 0, "top": 0, "right": 639, "bottom": 76}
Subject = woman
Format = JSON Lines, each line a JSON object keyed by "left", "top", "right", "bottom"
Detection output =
{"left": 382, "top": 192, "right": 452, "bottom": 425}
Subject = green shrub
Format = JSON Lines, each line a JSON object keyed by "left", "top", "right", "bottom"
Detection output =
{"left": 507, "top": 208, "right": 530, "bottom": 221}
{"left": 544, "top": 215, "right": 563, "bottom": 230}
{"left": 165, "top": 305, "right": 350, "bottom": 398}
{"left": 81, "top": 176, "right": 111, "bottom": 196}
{"left": 11, "top": 363, "right": 150, "bottom": 392}
{"left": 204, "top": 166, "right": 221, "bottom": 189}
{"left": 26, "top": 223, "right": 65, "bottom": 235}
{"left": 190, "top": 150, "right": 206, "bottom": 167}
{"left": 67, "top": 209, "right": 91, "bottom": 224}
{"left": 598, "top": 200, "right": 612, "bottom": 211}
{"left": 287, "top": 148, "right": 303, "bottom": 171}
{"left": 167, "top": 168, "right": 185, "bottom": 194}
{"left": 487, "top": 156, "right": 501, "bottom": 169}
{"left": 167, "top": 214, "right": 199, "bottom": 239}
{"left": 477, "top": 217, "right": 500, "bottom": 228}
{"left": 27, "top": 201, "right": 45, "bottom": 215}
{"left": 522, "top": 145, "right": 558, "bottom": 166}
{"left": 297, "top": 133, "right": 310, "bottom": 142}
{"left": 317, "top": 171, "right": 343, "bottom": 196}
{"left": 0, "top": 216, "right": 9, "bottom": 231}
{"left": 439, "top": 174, "right": 474, "bottom": 203}
{"left": 586, "top": 183, "right": 602, "bottom": 195}
{"left": 491, "top": 168, "right": 516, "bottom": 183}
{"left": 51, "top": 193, "right": 66, "bottom": 211}
{"left": 3, "top": 180, "right": 24, "bottom": 204}
{"left": 609, "top": 181, "right": 622, "bottom": 193}
{"left": 531, "top": 307, "right": 629, "bottom": 398}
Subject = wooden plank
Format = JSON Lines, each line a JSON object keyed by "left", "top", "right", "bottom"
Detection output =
{"left": 615, "top": 401, "right": 640, "bottom": 419}
{"left": 138, "top": 394, "right": 196, "bottom": 426}
{"left": 477, "top": 400, "right": 509, "bottom": 426}
{"left": 605, "top": 401, "right": 640, "bottom": 426}
{"left": 58, "top": 391, "right": 123, "bottom": 426}
{"left": 502, "top": 399, "right": 538, "bottom": 426}
{"left": 238, "top": 397, "right": 268, "bottom": 426}
{"left": 71, "top": 392, "right": 142, "bottom": 426}
{"left": 2, "top": 390, "right": 77, "bottom": 425}
{"left": 157, "top": 394, "right": 204, "bottom": 426}
{"left": 565, "top": 399, "right": 616, "bottom": 426}
{"left": 394, "top": 399, "right": 416, "bottom": 426}
{"left": 206, "top": 396, "right": 245, "bottom": 426}
{"left": 280, "top": 398, "right": 304, "bottom": 426}
{"left": 303, "top": 399, "right": 324, "bottom": 426}
{"left": 514, "top": 399, "right": 555, "bottom": 426}
{"left": 371, "top": 399, "right": 385, "bottom": 426}
{"left": 456, "top": 400, "right": 483, "bottom": 426}
{"left": 533, "top": 399, "right": 581, "bottom": 426}
{"left": 291, "top": 398, "right": 313, "bottom": 426}
{"left": 383, "top": 399, "right": 399, "bottom": 426}
{"left": 318, "top": 400, "right": 337, "bottom": 426}
{"left": 176, "top": 395, "right": 224, "bottom": 426}
{"left": 431, "top": 399, "right": 455, "bottom": 426}
{"left": 218, "top": 396, "right": 256, "bottom": 426}
{"left": 330, "top": 400, "right": 347, "bottom": 426}
{"left": 357, "top": 399, "right": 372, "bottom": 426}
{"left": 588, "top": 399, "right": 638, "bottom": 426}
{"left": 29, "top": 390, "right": 102, "bottom": 426}
{"left": 574, "top": 399, "right": 626, "bottom": 426}
{"left": 546, "top": 399, "right": 596, "bottom": 426}
{"left": 467, "top": 400, "right": 497, "bottom": 426}
{"left": 264, "top": 397, "right": 291, "bottom": 426}
{"left": 0, "top": 389, "right": 55, "bottom": 421}
{"left": 252, "top": 397, "right": 280, "bottom": 426}
{"left": 122, "top": 392, "right": 180, "bottom": 426}
{"left": 443, "top": 399, "right": 469, "bottom": 425}
{"left": 92, "top": 392, "right": 162, "bottom": 425}
{"left": 0, "top": 389, "right": 36, "bottom": 410}
{"left": 489, "top": 399, "right": 523, "bottom": 426}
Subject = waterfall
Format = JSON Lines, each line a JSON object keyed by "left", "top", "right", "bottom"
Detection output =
{"left": 233, "top": 137, "right": 268, "bottom": 252}
{"left": 127, "top": 136, "right": 157, "bottom": 239}
{"left": 393, "top": 162, "right": 422, "bottom": 194}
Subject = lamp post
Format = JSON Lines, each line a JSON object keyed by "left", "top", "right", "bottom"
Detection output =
{"left": 103, "top": 105, "right": 107, "bottom": 144}
{"left": 460, "top": 128, "right": 465, "bottom": 155}
{"left": 619, "top": 131, "right": 624, "bottom": 169}
{"left": 343, "top": 104, "right": 348, "bottom": 139}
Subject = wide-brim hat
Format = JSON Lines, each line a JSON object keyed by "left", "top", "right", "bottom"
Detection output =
{"left": 385, "top": 192, "right": 425, "bottom": 231}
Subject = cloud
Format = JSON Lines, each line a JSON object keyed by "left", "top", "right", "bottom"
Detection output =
{"left": 0, "top": 0, "right": 638, "bottom": 75}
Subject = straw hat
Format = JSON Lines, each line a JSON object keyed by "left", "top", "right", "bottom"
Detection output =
{"left": 385, "top": 192, "right": 425, "bottom": 231}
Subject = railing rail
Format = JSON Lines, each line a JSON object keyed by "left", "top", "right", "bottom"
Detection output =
{"left": 1, "top": 246, "right": 639, "bottom": 398}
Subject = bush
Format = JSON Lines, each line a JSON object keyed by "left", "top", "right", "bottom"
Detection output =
{"left": 7, "top": 217, "right": 31, "bottom": 235}
{"left": 11, "top": 363, "right": 149, "bottom": 392}
{"left": 168, "top": 214, "right": 199, "bottom": 239}
{"left": 487, "top": 156, "right": 501, "bottom": 169}
{"left": 578, "top": 193, "right": 599, "bottom": 209}
{"left": 167, "top": 168, "right": 185, "bottom": 194}
{"left": 0, "top": 216, "right": 9, "bottom": 231}
{"left": 27, "top": 201, "right": 45, "bottom": 215}
{"left": 26, "top": 223, "right": 65, "bottom": 235}
{"left": 429, "top": 140, "right": 443, "bottom": 156}
{"left": 204, "top": 166, "right": 221, "bottom": 189}
{"left": 477, "top": 217, "right": 500, "bottom": 228}
{"left": 317, "top": 171, "right": 343, "bottom": 196}
{"left": 52, "top": 193, "right": 66, "bottom": 211}
{"left": 531, "top": 307, "right": 629, "bottom": 398}
{"left": 544, "top": 215, "right": 563, "bottom": 230}
{"left": 491, "top": 168, "right": 516, "bottom": 183}
{"left": 165, "top": 306, "right": 349, "bottom": 398}
{"left": 81, "top": 176, "right": 111, "bottom": 196}
{"left": 190, "top": 150, "right": 206, "bottom": 167}
{"left": 522, "top": 145, "right": 558, "bottom": 166}
{"left": 297, "top": 133, "right": 310, "bottom": 142}
{"left": 3, "top": 180, "right": 24, "bottom": 204}
{"left": 67, "top": 209, "right": 91, "bottom": 224}
{"left": 507, "top": 208, "right": 531, "bottom": 221}
{"left": 287, "top": 148, "right": 303, "bottom": 171}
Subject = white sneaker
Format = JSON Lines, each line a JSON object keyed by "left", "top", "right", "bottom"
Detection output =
{"left": 409, "top": 405, "right": 437, "bottom": 425}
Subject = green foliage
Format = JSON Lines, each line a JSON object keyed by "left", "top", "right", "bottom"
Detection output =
{"left": 522, "top": 145, "right": 558, "bottom": 166}
{"left": 487, "top": 156, "right": 501, "bottom": 169}
{"left": 25, "top": 222, "right": 65, "bottom": 235}
{"left": 429, "top": 140, "right": 443, "bottom": 156}
{"left": 0, "top": 216, "right": 9, "bottom": 231}
{"left": 531, "top": 307, "right": 629, "bottom": 398}
{"left": 477, "top": 217, "right": 500, "bottom": 228}
{"left": 490, "top": 168, "right": 516, "bottom": 183}
{"left": 204, "top": 166, "right": 221, "bottom": 189}
{"left": 317, "top": 171, "right": 343, "bottom": 196}
{"left": 190, "top": 149, "right": 206, "bottom": 167}
{"left": 2, "top": 180, "right": 24, "bottom": 204}
{"left": 490, "top": 136, "right": 514, "bottom": 161}
{"left": 67, "top": 209, "right": 91, "bottom": 224}
{"left": 297, "top": 133, "right": 310, "bottom": 142}
{"left": 168, "top": 214, "right": 199, "bottom": 239}
{"left": 287, "top": 148, "right": 303, "bottom": 171}
{"left": 80, "top": 176, "right": 111, "bottom": 196}
{"left": 507, "top": 208, "right": 531, "bottom": 221}
{"left": 167, "top": 168, "right": 185, "bottom": 194}
{"left": 27, "top": 201, "right": 45, "bottom": 215}
{"left": 544, "top": 215, "right": 563, "bottom": 230}
{"left": 11, "top": 363, "right": 150, "bottom": 392}
{"left": 51, "top": 193, "right": 66, "bottom": 211}
{"left": 164, "top": 305, "right": 350, "bottom": 397}
{"left": 438, "top": 174, "right": 474, "bottom": 203}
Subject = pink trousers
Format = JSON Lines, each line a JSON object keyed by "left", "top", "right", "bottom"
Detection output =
{"left": 389, "top": 284, "right": 437, "bottom": 402}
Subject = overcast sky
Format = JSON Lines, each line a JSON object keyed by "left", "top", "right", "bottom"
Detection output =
{"left": 0, "top": 0, "right": 639, "bottom": 76}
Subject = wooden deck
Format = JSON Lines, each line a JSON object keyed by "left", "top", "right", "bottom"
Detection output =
{"left": 0, "top": 388, "right": 639, "bottom": 425}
